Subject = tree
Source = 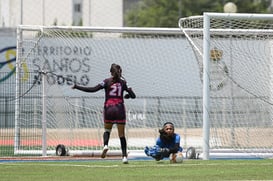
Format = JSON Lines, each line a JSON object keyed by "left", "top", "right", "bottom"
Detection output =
{"left": 125, "top": 0, "right": 271, "bottom": 27}
{"left": 125, "top": 0, "right": 180, "bottom": 27}
{"left": 234, "top": 0, "right": 271, "bottom": 13}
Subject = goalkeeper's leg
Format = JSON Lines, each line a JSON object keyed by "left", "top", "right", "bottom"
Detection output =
{"left": 144, "top": 146, "right": 164, "bottom": 161}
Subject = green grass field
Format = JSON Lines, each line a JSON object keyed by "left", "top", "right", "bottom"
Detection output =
{"left": 0, "top": 159, "right": 272, "bottom": 181}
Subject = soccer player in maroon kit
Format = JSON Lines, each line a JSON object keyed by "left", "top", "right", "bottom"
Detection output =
{"left": 72, "top": 63, "right": 136, "bottom": 163}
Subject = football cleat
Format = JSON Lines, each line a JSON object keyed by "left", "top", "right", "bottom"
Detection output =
{"left": 101, "top": 145, "right": 109, "bottom": 158}
{"left": 122, "top": 156, "right": 128, "bottom": 164}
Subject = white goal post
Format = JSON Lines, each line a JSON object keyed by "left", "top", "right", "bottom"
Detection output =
{"left": 179, "top": 13, "right": 273, "bottom": 160}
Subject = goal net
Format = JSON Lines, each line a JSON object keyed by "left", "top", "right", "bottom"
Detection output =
{"left": 179, "top": 13, "right": 273, "bottom": 159}
{"left": 15, "top": 26, "right": 203, "bottom": 157}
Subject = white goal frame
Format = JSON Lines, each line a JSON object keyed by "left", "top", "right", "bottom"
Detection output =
{"left": 14, "top": 26, "right": 189, "bottom": 158}
{"left": 179, "top": 12, "right": 273, "bottom": 160}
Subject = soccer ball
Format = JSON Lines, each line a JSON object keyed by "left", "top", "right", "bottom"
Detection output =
{"left": 169, "top": 152, "right": 183, "bottom": 163}
{"left": 175, "top": 152, "right": 184, "bottom": 163}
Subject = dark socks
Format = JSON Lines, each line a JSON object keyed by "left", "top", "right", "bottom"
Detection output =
{"left": 103, "top": 131, "right": 110, "bottom": 146}
{"left": 120, "top": 137, "right": 127, "bottom": 157}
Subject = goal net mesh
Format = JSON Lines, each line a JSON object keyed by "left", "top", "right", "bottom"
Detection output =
{"left": 179, "top": 14, "right": 273, "bottom": 158}
{"left": 15, "top": 27, "right": 203, "bottom": 157}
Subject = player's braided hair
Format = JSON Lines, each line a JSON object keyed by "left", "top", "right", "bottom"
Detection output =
{"left": 159, "top": 122, "right": 175, "bottom": 144}
{"left": 110, "top": 63, "right": 123, "bottom": 83}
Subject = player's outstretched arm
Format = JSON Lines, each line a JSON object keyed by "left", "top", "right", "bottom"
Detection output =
{"left": 72, "top": 84, "right": 102, "bottom": 93}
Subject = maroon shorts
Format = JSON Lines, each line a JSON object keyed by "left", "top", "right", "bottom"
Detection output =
{"left": 103, "top": 103, "right": 126, "bottom": 124}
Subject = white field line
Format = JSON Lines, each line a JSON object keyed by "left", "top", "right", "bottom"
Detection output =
{"left": 0, "top": 162, "right": 272, "bottom": 168}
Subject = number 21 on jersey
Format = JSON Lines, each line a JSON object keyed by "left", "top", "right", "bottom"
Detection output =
{"left": 109, "top": 83, "right": 122, "bottom": 97}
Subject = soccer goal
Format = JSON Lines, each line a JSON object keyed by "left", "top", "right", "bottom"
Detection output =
{"left": 14, "top": 17, "right": 273, "bottom": 159}
{"left": 179, "top": 13, "right": 273, "bottom": 160}
{"left": 15, "top": 26, "right": 204, "bottom": 158}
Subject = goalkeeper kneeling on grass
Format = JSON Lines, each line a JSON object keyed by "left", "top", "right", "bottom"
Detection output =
{"left": 144, "top": 122, "right": 183, "bottom": 163}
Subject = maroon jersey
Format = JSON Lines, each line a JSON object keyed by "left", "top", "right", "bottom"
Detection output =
{"left": 100, "top": 78, "right": 135, "bottom": 124}
{"left": 101, "top": 78, "right": 128, "bottom": 106}
{"left": 73, "top": 77, "right": 136, "bottom": 124}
